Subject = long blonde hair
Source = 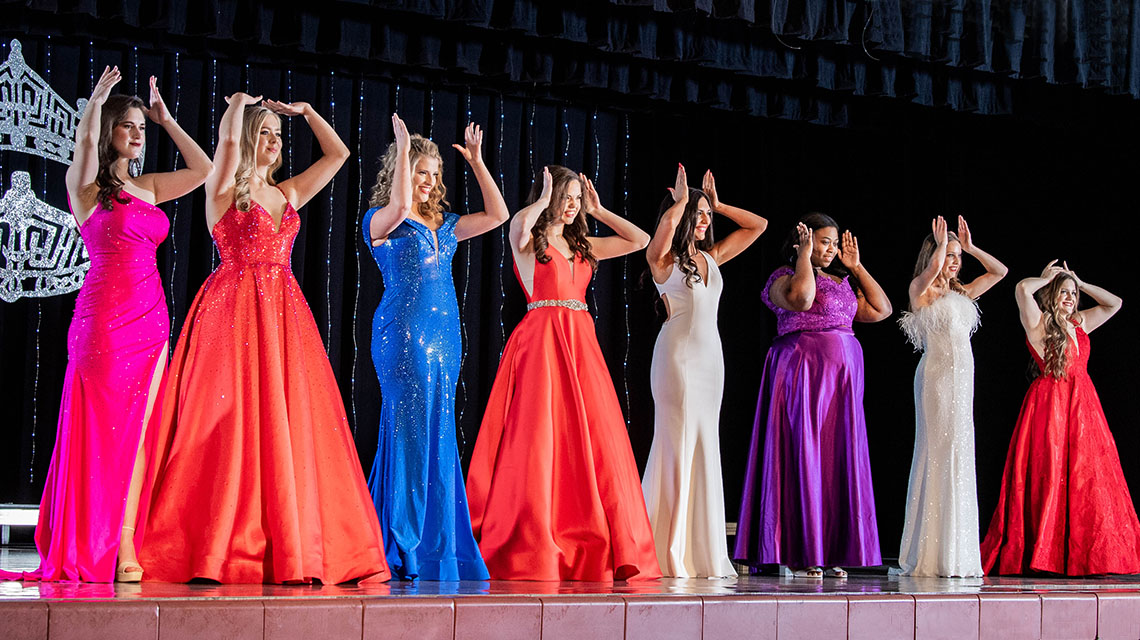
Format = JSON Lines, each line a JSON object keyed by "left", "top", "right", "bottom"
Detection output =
{"left": 368, "top": 134, "right": 447, "bottom": 218}
{"left": 1033, "top": 274, "right": 1079, "bottom": 379}
{"left": 233, "top": 106, "right": 283, "bottom": 212}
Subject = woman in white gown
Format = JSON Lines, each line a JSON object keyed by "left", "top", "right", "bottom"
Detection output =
{"left": 898, "top": 216, "right": 1007, "bottom": 577}
{"left": 642, "top": 165, "right": 767, "bottom": 577}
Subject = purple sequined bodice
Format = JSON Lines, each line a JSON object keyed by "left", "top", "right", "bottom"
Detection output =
{"left": 761, "top": 265, "right": 857, "bottom": 335}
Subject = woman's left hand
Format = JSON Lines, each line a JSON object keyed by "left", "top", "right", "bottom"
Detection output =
{"left": 957, "top": 215, "right": 977, "bottom": 252}
{"left": 143, "top": 76, "right": 173, "bottom": 125}
{"left": 839, "top": 229, "right": 861, "bottom": 270}
{"left": 264, "top": 100, "right": 310, "bottom": 117}
{"left": 701, "top": 170, "right": 721, "bottom": 211}
{"left": 580, "top": 173, "right": 603, "bottom": 215}
{"left": 451, "top": 122, "right": 484, "bottom": 166}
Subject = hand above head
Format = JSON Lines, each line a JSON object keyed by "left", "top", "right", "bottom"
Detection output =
{"left": 263, "top": 99, "right": 310, "bottom": 117}
{"left": 957, "top": 215, "right": 976, "bottom": 252}
{"left": 536, "top": 166, "right": 553, "bottom": 207}
{"left": 933, "top": 215, "right": 948, "bottom": 246}
{"left": 839, "top": 229, "right": 861, "bottom": 270}
{"left": 223, "top": 92, "right": 263, "bottom": 107}
{"left": 667, "top": 164, "right": 688, "bottom": 204}
{"left": 89, "top": 65, "right": 121, "bottom": 106}
{"left": 391, "top": 113, "right": 410, "bottom": 154}
{"left": 701, "top": 169, "right": 720, "bottom": 211}
{"left": 792, "top": 221, "right": 813, "bottom": 259}
{"left": 143, "top": 76, "right": 172, "bottom": 125}
{"left": 1062, "top": 260, "right": 1084, "bottom": 287}
{"left": 1040, "top": 259, "right": 1064, "bottom": 280}
{"left": 580, "top": 173, "right": 602, "bottom": 214}
{"left": 451, "top": 122, "right": 484, "bottom": 166}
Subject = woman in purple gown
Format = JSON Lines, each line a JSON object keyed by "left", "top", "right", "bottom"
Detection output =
{"left": 734, "top": 213, "right": 892, "bottom": 579}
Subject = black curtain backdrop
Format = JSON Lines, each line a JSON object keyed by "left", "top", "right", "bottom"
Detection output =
{"left": 2, "top": 1, "right": 1139, "bottom": 560}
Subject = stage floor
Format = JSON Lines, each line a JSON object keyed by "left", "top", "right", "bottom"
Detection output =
{"left": 3, "top": 547, "right": 1140, "bottom": 639}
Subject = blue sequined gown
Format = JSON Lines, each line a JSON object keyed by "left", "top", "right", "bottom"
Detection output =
{"left": 362, "top": 208, "right": 489, "bottom": 581}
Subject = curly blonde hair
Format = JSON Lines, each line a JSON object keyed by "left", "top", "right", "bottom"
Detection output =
{"left": 233, "top": 106, "right": 283, "bottom": 212}
{"left": 368, "top": 134, "right": 447, "bottom": 218}
{"left": 1033, "top": 274, "right": 1080, "bottom": 379}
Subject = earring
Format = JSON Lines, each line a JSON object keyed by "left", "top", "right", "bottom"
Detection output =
{"left": 129, "top": 144, "right": 144, "bottom": 178}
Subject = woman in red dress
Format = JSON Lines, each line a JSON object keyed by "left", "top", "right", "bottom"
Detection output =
{"left": 981, "top": 260, "right": 1140, "bottom": 575}
{"left": 138, "top": 92, "right": 389, "bottom": 583}
{"left": 466, "top": 166, "right": 660, "bottom": 581}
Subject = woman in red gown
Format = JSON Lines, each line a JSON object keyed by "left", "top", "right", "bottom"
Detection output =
{"left": 466, "top": 166, "right": 660, "bottom": 581}
{"left": 981, "top": 260, "right": 1140, "bottom": 575}
{"left": 138, "top": 92, "right": 389, "bottom": 583}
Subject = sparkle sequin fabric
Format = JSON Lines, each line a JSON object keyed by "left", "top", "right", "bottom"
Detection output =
{"left": 981, "top": 321, "right": 1140, "bottom": 575}
{"left": 13, "top": 193, "right": 170, "bottom": 582}
{"left": 139, "top": 196, "right": 390, "bottom": 584}
{"left": 897, "top": 292, "right": 983, "bottom": 577}
{"left": 735, "top": 265, "right": 881, "bottom": 569}
{"left": 362, "top": 209, "right": 489, "bottom": 581}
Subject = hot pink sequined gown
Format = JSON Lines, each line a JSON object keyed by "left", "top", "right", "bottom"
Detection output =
{"left": 13, "top": 193, "right": 170, "bottom": 582}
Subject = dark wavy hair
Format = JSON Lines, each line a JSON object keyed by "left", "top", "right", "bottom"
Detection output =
{"left": 95, "top": 94, "right": 146, "bottom": 210}
{"left": 653, "top": 188, "right": 715, "bottom": 287}
{"left": 1031, "top": 273, "right": 1079, "bottom": 380}
{"left": 527, "top": 165, "right": 597, "bottom": 274}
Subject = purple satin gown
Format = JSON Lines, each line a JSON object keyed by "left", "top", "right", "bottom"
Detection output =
{"left": 7, "top": 193, "right": 170, "bottom": 582}
{"left": 734, "top": 265, "right": 881, "bottom": 569}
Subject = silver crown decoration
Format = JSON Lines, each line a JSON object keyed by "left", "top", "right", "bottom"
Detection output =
{"left": 0, "top": 171, "right": 89, "bottom": 302}
{"left": 0, "top": 39, "right": 87, "bottom": 164}
{"left": 0, "top": 39, "right": 90, "bottom": 301}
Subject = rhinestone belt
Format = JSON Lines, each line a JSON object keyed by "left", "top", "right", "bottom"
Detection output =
{"left": 526, "top": 299, "right": 589, "bottom": 312}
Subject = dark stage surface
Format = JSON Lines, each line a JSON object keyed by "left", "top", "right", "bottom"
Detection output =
{"left": 3, "top": 549, "right": 1140, "bottom": 639}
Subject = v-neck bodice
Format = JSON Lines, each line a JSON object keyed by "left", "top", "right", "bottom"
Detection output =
{"left": 516, "top": 249, "right": 593, "bottom": 304}
{"left": 213, "top": 198, "right": 300, "bottom": 266}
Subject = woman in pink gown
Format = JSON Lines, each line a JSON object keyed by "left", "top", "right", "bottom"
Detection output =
{"left": 3, "top": 67, "right": 212, "bottom": 583}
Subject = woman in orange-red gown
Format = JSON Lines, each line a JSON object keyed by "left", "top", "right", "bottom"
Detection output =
{"left": 466, "top": 166, "right": 659, "bottom": 581}
{"left": 138, "top": 93, "right": 389, "bottom": 583}
{"left": 981, "top": 262, "right": 1140, "bottom": 576}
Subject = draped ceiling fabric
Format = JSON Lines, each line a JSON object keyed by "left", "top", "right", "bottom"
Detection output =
{"left": 5, "top": 0, "right": 1140, "bottom": 125}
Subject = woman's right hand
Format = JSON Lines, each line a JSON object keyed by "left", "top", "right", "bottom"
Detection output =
{"left": 1040, "top": 258, "right": 1064, "bottom": 280}
{"left": 536, "top": 166, "right": 553, "bottom": 207}
{"left": 89, "top": 66, "right": 121, "bottom": 106}
{"left": 933, "top": 215, "right": 947, "bottom": 246}
{"left": 392, "top": 113, "right": 410, "bottom": 154}
{"left": 793, "top": 221, "right": 813, "bottom": 259}
{"left": 667, "top": 164, "right": 688, "bottom": 204}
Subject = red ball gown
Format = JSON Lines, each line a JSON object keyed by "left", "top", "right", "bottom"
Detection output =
{"left": 138, "top": 197, "right": 390, "bottom": 584}
{"left": 466, "top": 250, "right": 661, "bottom": 581}
{"left": 981, "top": 322, "right": 1140, "bottom": 575}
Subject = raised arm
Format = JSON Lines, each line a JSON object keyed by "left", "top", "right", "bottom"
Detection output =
{"left": 840, "top": 230, "right": 892, "bottom": 322}
{"left": 767, "top": 222, "right": 816, "bottom": 312}
{"left": 140, "top": 76, "right": 212, "bottom": 205}
{"left": 65, "top": 65, "right": 120, "bottom": 222}
{"left": 1015, "top": 260, "right": 1064, "bottom": 334}
{"left": 908, "top": 216, "right": 949, "bottom": 308}
{"left": 453, "top": 122, "right": 510, "bottom": 242}
{"left": 267, "top": 100, "right": 350, "bottom": 210}
{"left": 645, "top": 165, "right": 688, "bottom": 283}
{"left": 509, "top": 167, "right": 552, "bottom": 255}
{"left": 957, "top": 216, "right": 1008, "bottom": 299}
{"left": 206, "top": 92, "right": 260, "bottom": 226}
{"left": 581, "top": 175, "right": 650, "bottom": 260}
{"left": 368, "top": 114, "right": 414, "bottom": 245}
{"left": 1066, "top": 263, "right": 1122, "bottom": 333}
{"left": 702, "top": 170, "right": 767, "bottom": 266}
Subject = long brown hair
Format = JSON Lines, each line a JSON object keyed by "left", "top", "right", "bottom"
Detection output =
{"left": 232, "top": 106, "right": 284, "bottom": 212}
{"left": 528, "top": 165, "right": 597, "bottom": 273}
{"left": 368, "top": 134, "right": 448, "bottom": 218}
{"left": 911, "top": 231, "right": 969, "bottom": 308}
{"left": 95, "top": 94, "right": 146, "bottom": 210}
{"left": 1032, "top": 273, "right": 1079, "bottom": 379}
{"left": 654, "top": 188, "right": 715, "bottom": 287}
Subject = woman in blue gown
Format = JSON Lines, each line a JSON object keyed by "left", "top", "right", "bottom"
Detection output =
{"left": 362, "top": 114, "right": 509, "bottom": 580}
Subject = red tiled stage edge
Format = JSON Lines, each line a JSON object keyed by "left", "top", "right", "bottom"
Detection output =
{"left": 3, "top": 590, "right": 1140, "bottom": 639}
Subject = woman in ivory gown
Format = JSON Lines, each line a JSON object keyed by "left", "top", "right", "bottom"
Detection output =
{"left": 898, "top": 215, "right": 1006, "bottom": 577}
{"left": 641, "top": 165, "right": 766, "bottom": 577}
